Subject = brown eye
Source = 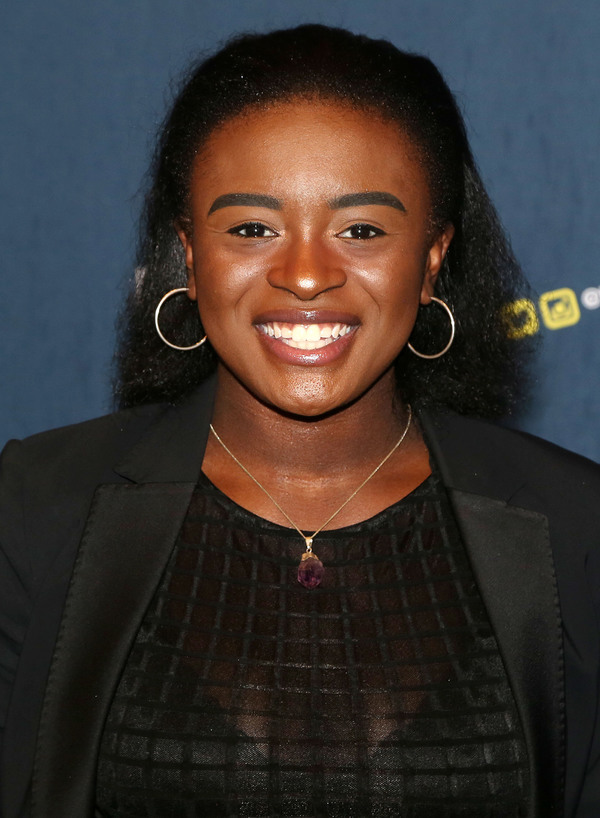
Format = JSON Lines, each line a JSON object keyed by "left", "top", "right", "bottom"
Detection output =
{"left": 338, "top": 223, "right": 385, "bottom": 240}
{"left": 228, "top": 222, "right": 278, "bottom": 238}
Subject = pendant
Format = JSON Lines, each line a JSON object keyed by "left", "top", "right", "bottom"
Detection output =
{"left": 297, "top": 538, "right": 324, "bottom": 588}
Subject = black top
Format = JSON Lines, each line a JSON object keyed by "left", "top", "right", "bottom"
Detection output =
{"left": 96, "top": 469, "right": 529, "bottom": 817}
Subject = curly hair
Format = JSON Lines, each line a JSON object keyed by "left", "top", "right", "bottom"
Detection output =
{"left": 115, "top": 24, "right": 533, "bottom": 417}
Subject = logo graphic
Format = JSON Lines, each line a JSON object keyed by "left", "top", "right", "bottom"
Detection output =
{"left": 581, "top": 287, "right": 600, "bottom": 310}
{"left": 539, "top": 288, "right": 581, "bottom": 330}
{"left": 502, "top": 299, "right": 539, "bottom": 339}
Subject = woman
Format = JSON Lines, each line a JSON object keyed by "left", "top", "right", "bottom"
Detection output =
{"left": 1, "top": 24, "right": 599, "bottom": 818}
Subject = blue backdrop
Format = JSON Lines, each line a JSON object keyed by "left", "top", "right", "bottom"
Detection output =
{"left": 2, "top": 1, "right": 599, "bottom": 460}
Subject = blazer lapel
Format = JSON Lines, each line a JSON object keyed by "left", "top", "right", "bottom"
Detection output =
{"left": 422, "top": 411, "right": 565, "bottom": 818}
{"left": 31, "top": 482, "right": 197, "bottom": 818}
{"left": 449, "top": 490, "right": 563, "bottom": 817}
{"left": 31, "top": 378, "right": 217, "bottom": 818}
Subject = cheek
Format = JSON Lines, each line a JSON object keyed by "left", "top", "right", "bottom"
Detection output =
{"left": 362, "top": 258, "right": 427, "bottom": 321}
{"left": 191, "top": 246, "right": 251, "bottom": 314}
{"left": 197, "top": 227, "right": 272, "bottom": 276}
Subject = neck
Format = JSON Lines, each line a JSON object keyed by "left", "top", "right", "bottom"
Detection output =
{"left": 203, "top": 365, "right": 430, "bottom": 532}
{"left": 208, "top": 365, "right": 413, "bottom": 479}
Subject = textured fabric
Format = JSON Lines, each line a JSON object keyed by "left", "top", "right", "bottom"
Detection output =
{"left": 96, "top": 471, "right": 529, "bottom": 816}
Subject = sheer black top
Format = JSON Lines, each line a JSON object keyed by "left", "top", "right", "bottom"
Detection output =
{"left": 96, "top": 470, "right": 529, "bottom": 817}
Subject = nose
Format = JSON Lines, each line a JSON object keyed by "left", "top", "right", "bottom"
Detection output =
{"left": 266, "top": 238, "right": 347, "bottom": 300}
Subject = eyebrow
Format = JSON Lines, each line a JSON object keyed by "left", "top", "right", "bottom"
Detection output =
{"left": 207, "top": 190, "right": 406, "bottom": 215}
{"left": 208, "top": 193, "right": 281, "bottom": 215}
{"left": 328, "top": 192, "right": 406, "bottom": 212}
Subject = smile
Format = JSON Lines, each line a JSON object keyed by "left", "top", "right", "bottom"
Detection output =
{"left": 257, "top": 321, "right": 356, "bottom": 350}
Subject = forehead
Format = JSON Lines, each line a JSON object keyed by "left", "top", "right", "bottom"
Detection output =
{"left": 192, "top": 99, "right": 430, "bottom": 206}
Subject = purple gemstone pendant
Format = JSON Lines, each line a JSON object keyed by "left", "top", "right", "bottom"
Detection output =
{"left": 297, "top": 551, "right": 324, "bottom": 589}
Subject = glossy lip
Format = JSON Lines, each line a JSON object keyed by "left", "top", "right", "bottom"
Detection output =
{"left": 253, "top": 309, "right": 361, "bottom": 366}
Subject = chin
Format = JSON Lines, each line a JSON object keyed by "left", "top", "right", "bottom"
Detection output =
{"left": 260, "top": 380, "right": 363, "bottom": 420}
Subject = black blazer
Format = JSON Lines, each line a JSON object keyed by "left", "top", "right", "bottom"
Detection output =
{"left": 1, "top": 377, "right": 600, "bottom": 818}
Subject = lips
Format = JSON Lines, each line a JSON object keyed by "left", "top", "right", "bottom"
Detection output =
{"left": 253, "top": 311, "right": 360, "bottom": 363}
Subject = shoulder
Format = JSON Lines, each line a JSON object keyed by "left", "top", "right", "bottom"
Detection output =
{"left": 423, "top": 410, "right": 600, "bottom": 507}
{"left": 0, "top": 403, "right": 168, "bottom": 590}
{"left": 450, "top": 412, "right": 597, "bottom": 467}
{"left": 2, "top": 402, "right": 167, "bottom": 481}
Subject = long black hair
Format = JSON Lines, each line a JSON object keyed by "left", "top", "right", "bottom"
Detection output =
{"left": 115, "top": 24, "right": 533, "bottom": 417}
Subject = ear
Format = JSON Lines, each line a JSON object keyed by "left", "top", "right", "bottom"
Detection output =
{"left": 420, "top": 223, "right": 455, "bottom": 305}
{"left": 175, "top": 222, "right": 197, "bottom": 301}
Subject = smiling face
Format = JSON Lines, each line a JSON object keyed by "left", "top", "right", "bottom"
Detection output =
{"left": 179, "top": 99, "right": 453, "bottom": 418}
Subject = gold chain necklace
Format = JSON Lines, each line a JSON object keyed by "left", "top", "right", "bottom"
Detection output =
{"left": 209, "top": 405, "right": 412, "bottom": 589}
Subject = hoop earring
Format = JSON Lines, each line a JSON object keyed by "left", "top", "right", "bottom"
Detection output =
{"left": 154, "top": 288, "right": 207, "bottom": 351}
{"left": 408, "top": 296, "right": 455, "bottom": 359}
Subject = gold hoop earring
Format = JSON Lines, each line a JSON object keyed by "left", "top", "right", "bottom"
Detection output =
{"left": 154, "top": 288, "right": 207, "bottom": 351}
{"left": 408, "top": 296, "right": 455, "bottom": 359}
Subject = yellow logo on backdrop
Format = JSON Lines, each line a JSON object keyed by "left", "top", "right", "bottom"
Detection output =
{"left": 504, "top": 286, "right": 596, "bottom": 338}
{"left": 502, "top": 299, "right": 540, "bottom": 338}
{"left": 539, "top": 288, "right": 581, "bottom": 330}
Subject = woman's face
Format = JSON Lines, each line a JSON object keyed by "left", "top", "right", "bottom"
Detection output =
{"left": 180, "top": 99, "right": 453, "bottom": 417}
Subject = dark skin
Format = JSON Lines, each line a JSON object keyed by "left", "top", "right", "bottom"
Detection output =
{"left": 178, "top": 100, "right": 454, "bottom": 532}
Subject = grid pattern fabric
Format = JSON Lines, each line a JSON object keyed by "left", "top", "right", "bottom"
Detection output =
{"left": 96, "top": 471, "right": 529, "bottom": 817}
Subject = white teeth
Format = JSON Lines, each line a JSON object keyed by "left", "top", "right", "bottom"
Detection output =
{"left": 305, "top": 324, "right": 321, "bottom": 342}
{"left": 259, "top": 321, "right": 355, "bottom": 350}
{"left": 292, "top": 325, "right": 306, "bottom": 342}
